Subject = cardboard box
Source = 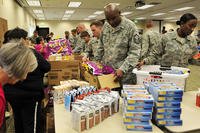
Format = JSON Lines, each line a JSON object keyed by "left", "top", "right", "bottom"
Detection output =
{"left": 98, "top": 74, "right": 120, "bottom": 89}
{"left": 83, "top": 71, "right": 120, "bottom": 89}
{"left": 83, "top": 71, "right": 99, "bottom": 88}
{"left": 48, "top": 60, "right": 80, "bottom": 85}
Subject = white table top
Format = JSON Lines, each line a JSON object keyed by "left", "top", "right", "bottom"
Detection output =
{"left": 165, "top": 91, "right": 200, "bottom": 133}
{"left": 54, "top": 102, "right": 163, "bottom": 133}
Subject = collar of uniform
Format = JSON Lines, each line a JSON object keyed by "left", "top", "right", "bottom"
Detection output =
{"left": 106, "top": 16, "right": 125, "bottom": 33}
{"left": 174, "top": 29, "right": 193, "bottom": 41}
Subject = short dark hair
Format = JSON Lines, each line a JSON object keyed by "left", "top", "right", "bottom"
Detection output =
{"left": 65, "top": 31, "right": 69, "bottom": 34}
{"left": 34, "top": 30, "right": 38, "bottom": 34}
{"left": 176, "top": 13, "right": 197, "bottom": 25}
{"left": 71, "top": 29, "right": 77, "bottom": 33}
{"left": 36, "top": 36, "right": 43, "bottom": 44}
{"left": 90, "top": 21, "right": 103, "bottom": 27}
{"left": 3, "top": 30, "right": 11, "bottom": 44}
{"left": 80, "top": 31, "right": 90, "bottom": 38}
{"left": 7, "top": 27, "right": 28, "bottom": 40}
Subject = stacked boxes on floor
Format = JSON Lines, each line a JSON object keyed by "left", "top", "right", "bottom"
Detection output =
{"left": 146, "top": 82, "right": 183, "bottom": 126}
{"left": 122, "top": 85, "right": 154, "bottom": 131}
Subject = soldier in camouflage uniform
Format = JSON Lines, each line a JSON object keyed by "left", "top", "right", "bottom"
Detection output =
{"left": 80, "top": 31, "right": 99, "bottom": 60}
{"left": 137, "top": 13, "right": 198, "bottom": 68}
{"left": 95, "top": 3, "right": 141, "bottom": 84}
{"left": 90, "top": 20, "right": 103, "bottom": 61}
{"left": 73, "top": 23, "right": 86, "bottom": 53}
{"left": 140, "top": 20, "right": 161, "bottom": 63}
{"left": 69, "top": 29, "right": 78, "bottom": 49}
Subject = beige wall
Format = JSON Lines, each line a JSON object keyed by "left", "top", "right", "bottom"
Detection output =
{"left": 0, "top": 0, "right": 35, "bottom": 33}
{"left": 36, "top": 20, "right": 92, "bottom": 38}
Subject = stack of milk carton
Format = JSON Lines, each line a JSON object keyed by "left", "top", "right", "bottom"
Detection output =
{"left": 122, "top": 85, "right": 154, "bottom": 131}
{"left": 146, "top": 82, "right": 183, "bottom": 126}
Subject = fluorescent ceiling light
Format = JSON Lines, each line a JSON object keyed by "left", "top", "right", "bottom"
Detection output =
{"left": 136, "top": 4, "right": 154, "bottom": 10}
{"left": 62, "top": 18, "right": 69, "bottom": 20}
{"left": 38, "top": 17, "right": 45, "bottom": 20}
{"left": 121, "top": 12, "right": 132, "bottom": 16}
{"left": 94, "top": 11, "right": 104, "bottom": 15}
{"left": 169, "top": 10, "right": 176, "bottom": 13}
{"left": 68, "top": 2, "right": 81, "bottom": 7}
{"left": 84, "top": 18, "right": 90, "bottom": 20}
{"left": 33, "top": 9, "right": 43, "bottom": 14}
{"left": 36, "top": 14, "right": 44, "bottom": 17}
{"left": 88, "top": 15, "right": 97, "bottom": 18}
{"left": 109, "top": 3, "right": 120, "bottom": 6}
{"left": 151, "top": 13, "right": 166, "bottom": 16}
{"left": 63, "top": 14, "right": 71, "bottom": 17}
{"left": 26, "top": 0, "right": 41, "bottom": 6}
{"left": 169, "top": 19, "right": 177, "bottom": 22}
{"left": 174, "top": 7, "right": 194, "bottom": 11}
{"left": 164, "top": 17, "right": 175, "bottom": 20}
{"left": 136, "top": 17, "right": 146, "bottom": 20}
{"left": 65, "top": 10, "right": 75, "bottom": 14}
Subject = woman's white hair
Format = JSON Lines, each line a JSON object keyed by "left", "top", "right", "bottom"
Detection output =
{"left": 0, "top": 42, "right": 38, "bottom": 80}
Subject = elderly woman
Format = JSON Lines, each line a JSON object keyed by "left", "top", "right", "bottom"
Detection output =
{"left": 0, "top": 42, "right": 37, "bottom": 130}
{"left": 3, "top": 27, "right": 51, "bottom": 133}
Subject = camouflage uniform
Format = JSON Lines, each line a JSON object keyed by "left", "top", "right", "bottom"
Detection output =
{"left": 72, "top": 34, "right": 84, "bottom": 53}
{"left": 141, "top": 29, "right": 161, "bottom": 62}
{"left": 144, "top": 30, "right": 198, "bottom": 67}
{"left": 84, "top": 37, "right": 99, "bottom": 60}
{"left": 69, "top": 35, "right": 78, "bottom": 49}
{"left": 95, "top": 17, "right": 141, "bottom": 84}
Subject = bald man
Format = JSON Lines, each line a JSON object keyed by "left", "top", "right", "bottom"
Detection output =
{"left": 140, "top": 20, "right": 161, "bottom": 62}
{"left": 73, "top": 23, "right": 87, "bottom": 53}
{"left": 95, "top": 3, "right": 141, "bottom": 84}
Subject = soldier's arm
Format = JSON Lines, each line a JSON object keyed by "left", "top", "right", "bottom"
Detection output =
{"left": 119, "top": 28, "right": 141, "bottom": 73}
{"left": 72, "top": 37, "right": 83, "bottom": 53}
{"left": 94, "top": 35, "right": 104, "bottom": 62}
{"left": 191, "top": 38, "right": 199, "bottom": 56}
{"left": 140, "top": 33, "right": 149, "bottom": 60}
{"left": 144, "top": 34, "right": 165, "bottom": 65}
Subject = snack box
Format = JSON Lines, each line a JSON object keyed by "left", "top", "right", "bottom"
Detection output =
{"left": 148, "top": 82, "right": 183, "bottom": 99}
{"left": 123, "top": 111, "right": 152, "bottom": 120}
{"left": 123, "top": 117, "right": 150, "bottom": 125}
{"left": 125, "top": 104, "right": 153, "bottom": 112}
{"left": 123, "top": 85, "right": 145, "bottom": 90}
{"left": 125, "top": 123, "right": 152, "bottom": 131}
{"left": 125, "top": 94, "right": 154, "bottom": 106}
{"left": 155, "top": 96, "right": 182, "bottom": 102}
{"left": 154, "top": 113, "right": 181, "bottom": 120}
{"left": 156, "top": 119, "right": 182, "bottom": 126}
{"left": 122, "top": 89, "right": 149, "bottom": 98}
{"left": 155, "top": 102, "right": 181, "bottom": 108}
{"left": 156, "top": 108, "right": 181, "bottom": 114}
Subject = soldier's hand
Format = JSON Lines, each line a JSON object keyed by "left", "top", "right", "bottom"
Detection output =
{"left": 136, "top": 60, "right": 145, "bottom": 70}
{"left": 82, "top": 56, "right": 89, "bottom": 62}
{"left": 114, "top": 69, "right": 123, "bottom": 82}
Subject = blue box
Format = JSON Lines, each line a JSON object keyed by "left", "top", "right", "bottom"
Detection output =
{"left": 123, "top": 111, "right": 152, "bottom": 119}
{"left": 125, "top": 124, "right": 152, "bottom": 131}
{"left": 156, "top": 102, "right": 181, "bottom": 108}
{"left": 125, "top": 104, "right": 153, "bottom": 112}
{"left": 126, "top": 95, "right": 154, "bottom": 106}
{"left": 156, "top": 119, "right": 182, "bottom": 126}
{"left": 148, "top": 82, "right": 183, "bottom": 102}
{"left": 123, "top": 117, "right": 150, "bottom": 125}
{"left": 156, "top": 108, "right": 181, "bottom": 114}
{"left": 155, "top": 96, "right": 182, "bottom": 102}
{"left": 154, "top": 113, "right": 180, "bottom": 120}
